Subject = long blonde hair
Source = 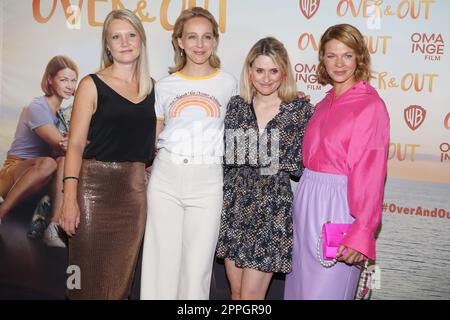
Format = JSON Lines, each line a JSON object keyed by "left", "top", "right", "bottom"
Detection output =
{"left": 169, "top": 7, "right": 220, "bottom": 74}
{"left": 240, "top": 37, "right": 297, "bottom": 104}
{"left": 101, "top": 9, "right": 151, "bottom": 99}
{"left": 317, "top": 24, "right": 371, "bottom": 85}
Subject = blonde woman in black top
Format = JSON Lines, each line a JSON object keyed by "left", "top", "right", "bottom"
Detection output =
{"left": 59, "top": 9, "right": 156, "bottom": 299}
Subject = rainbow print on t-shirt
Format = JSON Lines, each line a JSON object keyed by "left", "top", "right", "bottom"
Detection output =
{"left": 169, "top": 92, "right": 221, "bottom": 119}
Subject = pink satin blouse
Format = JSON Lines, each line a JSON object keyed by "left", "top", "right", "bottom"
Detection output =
{"left": 302, "top": 81, "right": 390, "bottom": 259}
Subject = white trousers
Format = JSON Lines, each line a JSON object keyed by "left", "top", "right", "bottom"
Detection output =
{"left": 141, "top": 149, "right": 223, "bottom": 300}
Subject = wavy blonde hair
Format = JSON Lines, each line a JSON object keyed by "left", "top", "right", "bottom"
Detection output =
{"left": 240, "top": 37, "right": 297, "bottom": 104}
{"left": 101, "top": 9, "right": 151, "bottom": 99}
{"left": 317, "top": 24, "right": 371, "bottom": 86}
{"left": 169, "top": 7, "right": 220, "bottom": 74}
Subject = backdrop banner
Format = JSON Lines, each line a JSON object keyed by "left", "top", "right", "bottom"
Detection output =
{"left": 1, "top": 0, "right": 449, "bottom": 299}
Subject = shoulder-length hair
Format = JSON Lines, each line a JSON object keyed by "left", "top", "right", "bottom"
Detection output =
{"left": 169, "top": 7, "right": 220, "bottom": 74}
{"left": 317, "top": 24, "right": 371, "bottom": 85}
{"left": 240, "top": 37, "right": 297, "bottom": 104}
{"left": 101, "top": 9, "right": 151, "bottom": 99}
{"left": 41, "top": 55, "right": 79, "bottom": 96}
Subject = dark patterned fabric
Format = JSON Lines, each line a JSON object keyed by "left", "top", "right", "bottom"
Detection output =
{"left": 216, "top": 95, "right": 314, "bottom": 273}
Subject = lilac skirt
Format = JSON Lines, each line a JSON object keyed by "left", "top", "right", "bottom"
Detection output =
{"left": 284, "top": 169, "right": 361, "bottom": 300}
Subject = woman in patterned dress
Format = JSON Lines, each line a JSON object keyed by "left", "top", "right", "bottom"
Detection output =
{"left": 216, "top": 37, "right": 314, "bottom": 300}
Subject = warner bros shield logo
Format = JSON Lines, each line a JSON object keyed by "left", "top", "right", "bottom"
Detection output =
{"left": 299, "top": 0, "right": 320, "bottom": 19}
{"left": 404, "top": 105, "right": 427, "bottom": 131}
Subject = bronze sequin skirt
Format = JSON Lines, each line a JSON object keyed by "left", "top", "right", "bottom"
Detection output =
{"left": 67, "top": 159, "right": 146, "bottom": 299}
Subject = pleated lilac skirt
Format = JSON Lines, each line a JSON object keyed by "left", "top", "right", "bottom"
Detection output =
{"left": 284, "top": 168, "right": 361, "bottom": 300}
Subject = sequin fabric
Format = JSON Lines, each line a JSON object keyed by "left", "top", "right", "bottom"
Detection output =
{"left": 67, "top": 159, "right": 146, "bottom": 299}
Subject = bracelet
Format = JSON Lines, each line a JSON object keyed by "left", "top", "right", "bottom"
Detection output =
{"left": 62, "top": 176, "right": 79, "bottom": 183}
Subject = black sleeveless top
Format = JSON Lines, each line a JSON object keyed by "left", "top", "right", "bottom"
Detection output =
{"left": 83, "top": 74, "right": 156, "bottom": 163}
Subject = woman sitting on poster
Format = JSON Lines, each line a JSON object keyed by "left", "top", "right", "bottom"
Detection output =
{"left": 0, "top": 56, "right": 78, "bottom": 248}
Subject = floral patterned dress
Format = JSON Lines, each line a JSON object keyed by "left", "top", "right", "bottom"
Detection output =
{"left": 216, "top": 95, "right": 314, "bottom": 273}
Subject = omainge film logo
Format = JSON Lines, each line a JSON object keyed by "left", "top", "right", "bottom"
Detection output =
{"left": 411, "top": 33, "right": 445, "bottom": 61}
{"left": 404, "top": 105, "right": 427, "bottom": 131}
{"left": 295, "top": 31, "right": 321, "bottom": 90}
{"left": 294, "top": 63, "right": 321, "bottom": 91}
{"left": 299, "top": 0, "right": 320, "bottom": 19}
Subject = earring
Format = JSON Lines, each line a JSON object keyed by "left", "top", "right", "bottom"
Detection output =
{"left": 180, "top": 49, "right": 183, "bottom": 57}
{"left": 106, "top": 48, "right": 111, "bottom": 56}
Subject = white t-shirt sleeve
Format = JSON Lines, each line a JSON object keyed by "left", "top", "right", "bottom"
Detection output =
{"left": 154, "top": 85, "right": 165, "bottom": 122}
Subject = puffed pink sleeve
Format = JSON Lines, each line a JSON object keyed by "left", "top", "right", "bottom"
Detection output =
{"left": 341, "top": 98, "right": 390, "bottom": 260}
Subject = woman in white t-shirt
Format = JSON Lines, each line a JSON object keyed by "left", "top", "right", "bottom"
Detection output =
{"left": 141, "top": 7, "right": 237, "bottom": 300}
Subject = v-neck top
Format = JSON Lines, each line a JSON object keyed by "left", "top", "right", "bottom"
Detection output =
{"left": 224, "top": 95, "right": 314, "bottom": 177}
{"left": 249, "top": 102, "right": 281, "bottom": 135}
{"left": 82, "top": 74, "right": 156, "bottom": 163}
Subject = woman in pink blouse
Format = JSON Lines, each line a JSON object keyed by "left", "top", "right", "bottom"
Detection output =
{"left": 284, "top": 24, "right": 389, "bottom": 300}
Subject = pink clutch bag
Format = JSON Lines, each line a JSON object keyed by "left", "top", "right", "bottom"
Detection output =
{"left": 318, "top": 222, "right": 372, "bottom": 299}
{"left": 321, "top": 222, "right": 351, "bottom": 260}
